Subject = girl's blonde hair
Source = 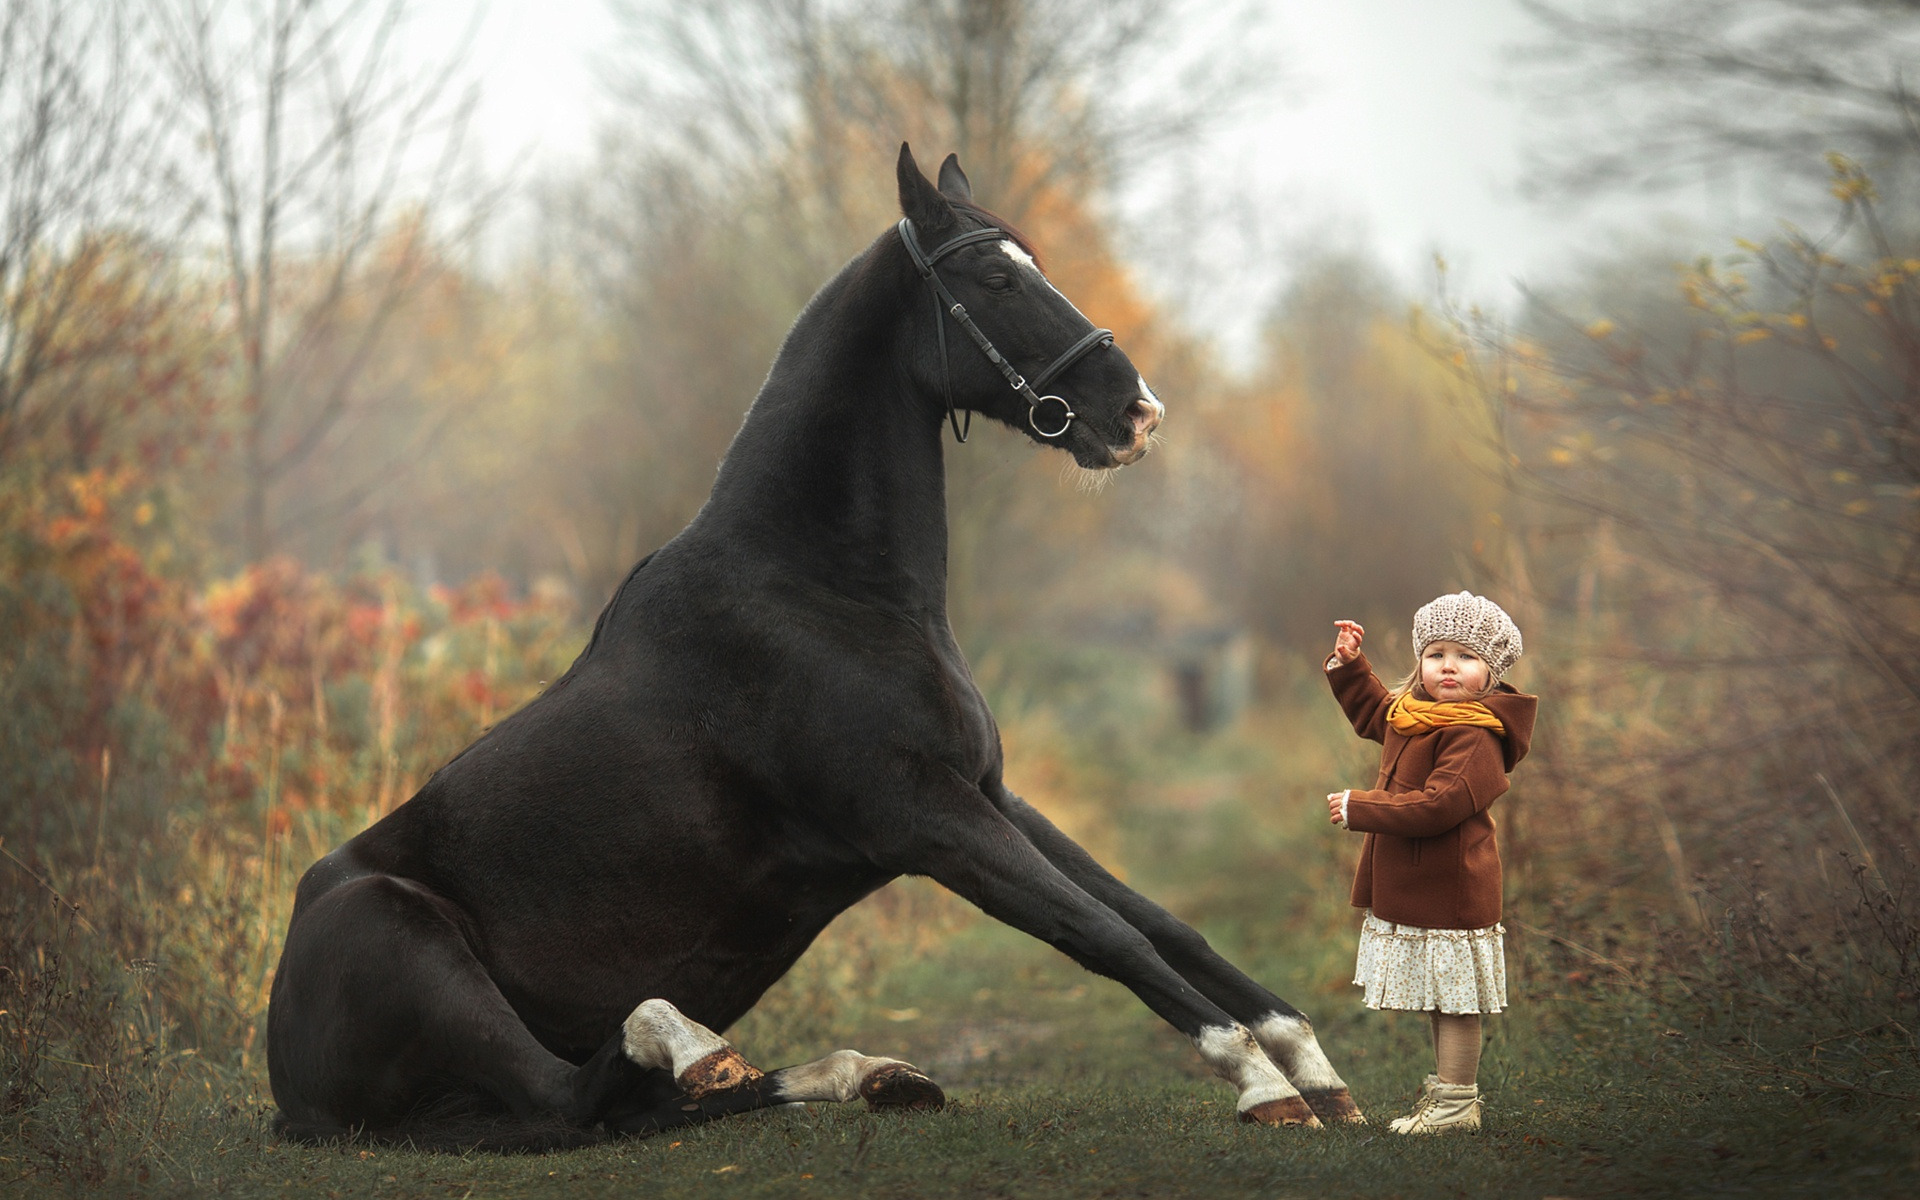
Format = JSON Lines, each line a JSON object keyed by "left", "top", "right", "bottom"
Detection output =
{"left": 1387, "top": 666, "right": 1423, "bottom": 700}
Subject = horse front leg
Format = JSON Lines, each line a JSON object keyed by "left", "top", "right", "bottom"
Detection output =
{"left": 855, "top": 764, "right": 1321, "bottom": 1127}
{"left": 986, "top": 783, "right": 1365, "bottom": 1125}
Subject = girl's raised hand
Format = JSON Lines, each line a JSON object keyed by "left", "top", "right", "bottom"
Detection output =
{"left": 1331, "top": 620, "right": 1364, "bottom": 665}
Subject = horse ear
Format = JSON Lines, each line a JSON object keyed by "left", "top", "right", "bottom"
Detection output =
{"left": 936, "top": 154, "right": 973, "bottom": 202}
{"left": 897, "top": 143, "right": 957, "bottom": 234}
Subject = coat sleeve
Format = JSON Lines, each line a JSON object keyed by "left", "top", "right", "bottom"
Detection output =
{"left": 1343, "top": 728, "right": 1509, "bottom": 838}
{"left": 1326, "top": 651, "right": 1391, "bottom": 745}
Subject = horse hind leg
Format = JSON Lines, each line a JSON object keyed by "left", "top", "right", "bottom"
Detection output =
{"left": 767, "top": 1048, "right": 945, "bottom": 1111}
{"left": 621, "top": 998, "right": 765, "bottom": 1096}
{"left": 269, "top": 874, "right": 593, "bottom": 1146}
{"left": 602, "top": 1000, "right": 943, "bottom": 1136}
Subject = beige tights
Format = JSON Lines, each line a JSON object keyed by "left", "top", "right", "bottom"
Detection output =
{"left": 1429, "top": 1012, "right": 1482, "bottom": 1086}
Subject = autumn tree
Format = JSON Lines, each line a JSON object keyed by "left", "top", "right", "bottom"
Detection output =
{"left": 604, "top": 0, "right": 1260, "bottom": 286}
{"left": 0, "top": 1, "right": 189, "bottom": 472}
{"left": 154, "top": 0, "right": 491, "bottom": 563}
{"left": 1519, "top": 0, "right": 1920, "bottom": 214}
{"left": 1496, "top": 1, "right": 1920, "bottom": 847}
{"left": 534, "top": 0, "right": 1267, "bottom": 618}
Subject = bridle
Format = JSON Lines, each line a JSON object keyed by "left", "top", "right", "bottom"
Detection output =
{"left": 898, "top": 218, "right": 1115, "bottom": 443}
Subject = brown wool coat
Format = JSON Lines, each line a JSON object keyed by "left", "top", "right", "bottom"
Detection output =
{"left": 1326, "top": 651, "right": 1537, "bottom": 930}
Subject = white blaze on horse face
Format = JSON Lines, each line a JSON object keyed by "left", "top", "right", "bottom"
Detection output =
{"left": 769, "top": 1048, "right": 906, "bottom": 1104}
{"left": 999, "top": 241, "right": 1096, "bottom": 325}
{"left": 1003, "top": 239, "right": 1165, "bottom": 427}
{"left": 998, "top": 240, "right": 1042, "bottom": 276}
{"left": 1194, "top": 1023, "right": 1302, "bottom": 1113}
{"left": 1251, "top": 1013, "right": 1347, "bottom": 1094}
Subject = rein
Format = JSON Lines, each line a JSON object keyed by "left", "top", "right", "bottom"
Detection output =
{"left": 898, "top": 218, "right": 1115, "bottom": 443}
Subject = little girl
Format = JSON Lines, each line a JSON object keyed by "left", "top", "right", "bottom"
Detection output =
{"left": 1322, "top": 591, "right": 1536, "bottom": 1135}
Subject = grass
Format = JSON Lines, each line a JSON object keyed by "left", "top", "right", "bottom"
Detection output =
{"left": 5, "top": 667, "right": 1918, "bottom": 1197}
{"left": 34, "top": 913, "right": 1913, "bottom": 1199}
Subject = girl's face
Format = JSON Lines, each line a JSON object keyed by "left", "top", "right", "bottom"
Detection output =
{"left": 1420, "top": 640, "right": 1491, "bottom": 700}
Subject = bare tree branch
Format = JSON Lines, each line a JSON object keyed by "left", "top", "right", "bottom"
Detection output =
{"left": 0, "top": 1, "right": 185, "bottom": 467}
{"left": 155, "top": 0, "right": 491, "bottom": 560}
{"left": 1517, "top": 0, "right": 1920, "bottom": 207}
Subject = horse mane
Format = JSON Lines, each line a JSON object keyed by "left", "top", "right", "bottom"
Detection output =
{"left": 949, "top": 199, "right": 1042, "bottom": 270}
{"left": 551, "top": 202, "right": 1033, "bottom": 679}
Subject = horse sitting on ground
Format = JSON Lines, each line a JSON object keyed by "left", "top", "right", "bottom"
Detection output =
{"left": 266, "top": 145, "right": 1364, "bottom": 1147}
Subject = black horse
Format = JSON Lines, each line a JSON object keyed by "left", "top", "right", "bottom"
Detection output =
{"left": 267, "top": 146, "right": 1363, "bottom": 1145}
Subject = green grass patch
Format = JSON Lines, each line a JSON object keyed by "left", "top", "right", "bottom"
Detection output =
{"left": 30, "top": 916, "right": 1911, "bottom": 1199}
{"left": 6, "top": 666, "right": 1916, "bottom": 1196}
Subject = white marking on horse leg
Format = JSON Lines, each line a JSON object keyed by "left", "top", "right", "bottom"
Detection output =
{"left": 1251, "top": 1013, "right": 1344, "bottom": 1091}
{"left": 770, "top": 1049, "right": 945, "bottom": 1110}
{"left": 621, "top": 999, "right": 724, "bottom": 1074}
{"left": 770, "top": 1049, "right": 887, "bottom": 1103}
{"left": 621, "top": 999, "right": 763, "bottom": 1096}
{"left": 1194, "top": 1024, "right": 1317, "bottom": 1125}
{"left": 1252, "top": 1012, "right": 1365, "bottom": 1123}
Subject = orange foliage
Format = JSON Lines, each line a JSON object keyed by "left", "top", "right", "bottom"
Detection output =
{"left": 1014, "top": 169, "right": 1159, "bottom": 363}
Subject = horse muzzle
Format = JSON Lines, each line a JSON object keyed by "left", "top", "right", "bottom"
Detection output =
{"left": 1109, "top": 391, "right": 1164, "bottom": 466}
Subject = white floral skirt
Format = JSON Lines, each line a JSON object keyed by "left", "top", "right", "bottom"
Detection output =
{"left": 1352, "top": 911, "right": 1507, "bottom": 1014}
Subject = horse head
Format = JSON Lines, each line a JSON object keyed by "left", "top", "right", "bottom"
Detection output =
{"left": 895, "top": 144, "right": 1163, "bottom": 469}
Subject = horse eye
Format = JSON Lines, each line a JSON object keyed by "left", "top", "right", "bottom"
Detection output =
{"left": 982, "top": 274, "right": 1015, "bottom": 293}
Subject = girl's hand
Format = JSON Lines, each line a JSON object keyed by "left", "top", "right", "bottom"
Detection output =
{"left": 1327, "top": 790, "right": 1349, "bottom": 825}
{"left": 1330, "top": 620, "right": 1364, "bottom": 665}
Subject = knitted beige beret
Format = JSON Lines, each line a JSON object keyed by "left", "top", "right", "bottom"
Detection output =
{"left": 1412, "top": 591, "right": 1523, "bottom": 681}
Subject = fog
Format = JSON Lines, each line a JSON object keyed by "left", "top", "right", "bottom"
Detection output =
{"left": 4, "top": 2, "right": 1916, "bottom": 1184}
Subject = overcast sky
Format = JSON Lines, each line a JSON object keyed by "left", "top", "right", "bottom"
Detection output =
{"left": 421, "top": 0, "right": 1707, "bottom": 353}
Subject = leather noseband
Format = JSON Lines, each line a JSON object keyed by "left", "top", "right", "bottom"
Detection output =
{"left": 899, "top": 218, "right": 1115, "bottom": 443}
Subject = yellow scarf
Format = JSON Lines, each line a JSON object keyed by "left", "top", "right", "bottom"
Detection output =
{"left": 1385, "top": 691, "right": 1504, "bottom": 736}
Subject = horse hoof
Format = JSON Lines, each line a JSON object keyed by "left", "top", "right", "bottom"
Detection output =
{"left": 677, "top": 1048, "right": 764, "bottom": 1098}
{"left": 859, "top": 1064, "right": 946, "bottom": 1112}
{"left": 1239, "top": 1096, "right": 1323, "bottom": 1127}
{"left": 1300, "top": 1087, "right": 1367, "bottom": 1125}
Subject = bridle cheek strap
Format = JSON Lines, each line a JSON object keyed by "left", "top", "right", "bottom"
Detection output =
{"left": 899, "top": 218, "right": 1114, "bottom": 442}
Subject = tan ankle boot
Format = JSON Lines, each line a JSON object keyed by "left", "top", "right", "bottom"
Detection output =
{"left": 1387, "top": 1075, "right": 1439, "bottom": 1134}
{"left": 1389, "top": 1080, "right": 1480, "bottom": 1134}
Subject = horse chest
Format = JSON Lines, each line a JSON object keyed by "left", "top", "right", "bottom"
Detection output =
{"left": 903, "top": 619, "right": 997, "bottom": 781}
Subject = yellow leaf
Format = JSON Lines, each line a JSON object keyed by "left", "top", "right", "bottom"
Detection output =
{"left": 1586, "top": 319, "right": 1615, "bottom": 338}
{"left": 1734, "top": 329, "right": 1771, "bottom": 344}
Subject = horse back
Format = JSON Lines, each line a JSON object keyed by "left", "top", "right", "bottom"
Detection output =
{"left": 297, "top": 539, "right": 983, "bottom": 1048}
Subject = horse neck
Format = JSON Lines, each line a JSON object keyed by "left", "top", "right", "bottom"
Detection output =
{"left": 696, "top": 252, "right": 952, "bottom": 614}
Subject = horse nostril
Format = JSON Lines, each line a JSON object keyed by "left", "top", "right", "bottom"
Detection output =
{"left": 1126, "top": 398, "right": 1163, "bottom": 436}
